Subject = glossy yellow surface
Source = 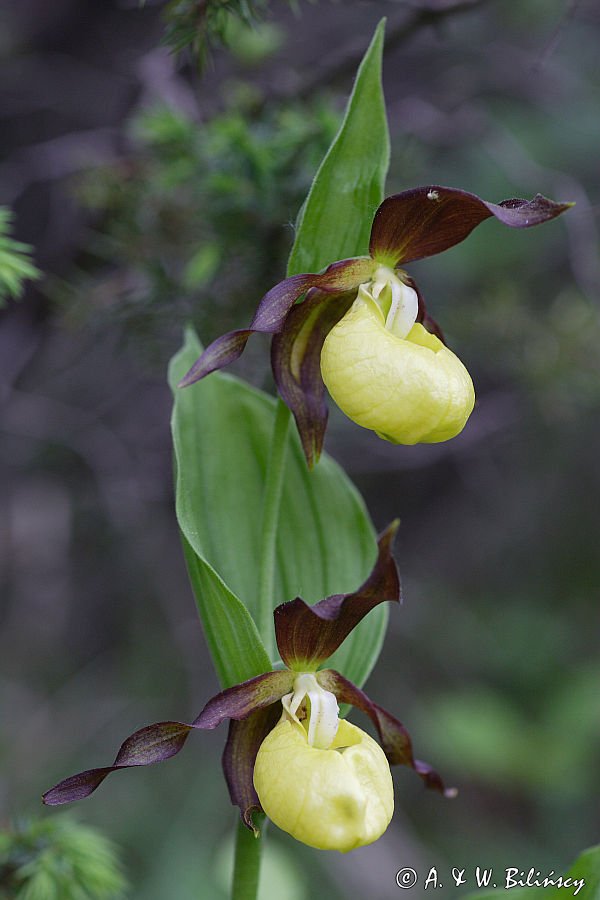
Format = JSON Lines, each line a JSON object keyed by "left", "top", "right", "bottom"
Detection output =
{"left": 320, "top": 290, "right": 475, "bottom": 444}
{"left": 253, "top": 718, "right": 393, "bottom": 852}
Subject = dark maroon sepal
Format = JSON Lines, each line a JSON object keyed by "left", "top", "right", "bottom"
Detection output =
{"left": 222, "top": 704, "right": 281, "bottom": 834}
{"left": 274, "top": 521, "right": 400, "bottom": 670}
{"left": 271, "top": 288, "right": 355, "bottom": 468}
{"left": 369, "top": 185, "right": 573, "bottom": 267}
{"left": 317, "top": 670, "right": 454, "bottom": 797}
{"left": 178, "top": 257, "right": 374, "bottom": 388}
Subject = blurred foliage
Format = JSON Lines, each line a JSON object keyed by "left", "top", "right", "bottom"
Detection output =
{"left": 0, "top": 817, "right": 127, "bottom": 900}
{"left": 0, "top": 208, "right": 40, "bottom": 307}
{"left": 160, "top": 0, "right": 294, "bottom": 65}
{"left": 445, "top": 280, "right": 600, "bottom": 426}
{"left": 55, "top": 91, "right": 339, "bottom": 361}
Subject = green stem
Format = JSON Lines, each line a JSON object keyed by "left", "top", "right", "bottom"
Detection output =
{"left": 231, "top": 816, "right": 265, "bottom": 900}
{"left": 256, "top": 399, "right": 291, "bottom": 659}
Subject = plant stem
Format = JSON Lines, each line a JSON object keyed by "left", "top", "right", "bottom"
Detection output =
{"left": 256, "top": 398, "right": 291, "bottom": 660}
{"left": 231, "top": 816, "right": 265, "bottom": 900}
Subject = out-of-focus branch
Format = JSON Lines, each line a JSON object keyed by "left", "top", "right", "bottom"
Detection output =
{"left": 1, "top": 387, "right": 142, "bottom": 526}
{"left": 278, "top": 0, "right": 488, "bottom": 102}
{"left": 533, "top": 0, "right": 582, "bottom": 69}
{"left": 0, "top": 128, "right": 118, "bottom": 205}
{"left": 386, "top": 89, "right": 599, "bottom": 303}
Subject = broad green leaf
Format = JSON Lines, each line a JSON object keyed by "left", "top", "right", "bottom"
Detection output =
{"left": 170, "top": 329, "right": 387, "bottom": 689}
{"left": 463, "top": 845, "right": 600, "bottom": 900}
{"left": 287, "top": 18, "right": 389, "bottom": 276}
{"left": 170, "top": 20, "right": 392, "bottom": 691}
{"left": 180, "top": 534, "right": 271, "bottom": 688}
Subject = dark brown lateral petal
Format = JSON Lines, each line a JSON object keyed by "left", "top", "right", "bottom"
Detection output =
{"left": 222, "top": 704, "right": 280, "bottom": 834}
{"left": 369, "top": 186, "right": 573, "bottom": 267}
{"left": 43, "top": 721, "right": 195, "bottom": 805}
{"left": 178, "top": 257, "right": 374, "bottom": 387}
{"left": 42, "top": 671, "right": 293, "bottom": 806}
{"left": 318, "top": 670, "right": 454, "bottom": 797}
{"left": 271, "top": 288, "right": 355, "bottom": 468}
{"left": 192, "top": 669, "right": 293, "bottom": 728}
{"left": 274, "top": 521, "right": 400, "bottom": 670}
{"left": 177, "top": 328, "right": 253, "bottom": 388}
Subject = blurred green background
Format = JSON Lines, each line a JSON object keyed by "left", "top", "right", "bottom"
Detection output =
{"left": 1, "top": 1, "right": 598, "bottom": 897}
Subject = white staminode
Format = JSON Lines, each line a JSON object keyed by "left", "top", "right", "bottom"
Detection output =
{"left": 281, "top": 673, "right": 340, "bottom": 749}
{"left": 370, "top": 265, "right": 418, "bottom": 339}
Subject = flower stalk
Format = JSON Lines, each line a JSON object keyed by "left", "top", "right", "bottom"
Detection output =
{"left": 231, "top": 816, "right": 265, "bottom": 900}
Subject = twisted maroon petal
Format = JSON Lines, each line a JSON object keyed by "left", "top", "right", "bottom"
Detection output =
{"left": 42, "top": 670, "right": 293, "bottom": 806}
{"left": 271, "top": 288, "right": 355, "bottom": 468}
{"left": 178, "top": 257, "right": 374, "bottom": 387}
{"left": 369, "top": 185, "right": 573, "bottom": 267}
{"left": 274, "top": 521, "right": 400, "bottom": 670}
{"left": 317, "top": 669, "right": 454, "bottom": 797}
{"left": 42, "top": 722, "right": 195, "bottom": 805}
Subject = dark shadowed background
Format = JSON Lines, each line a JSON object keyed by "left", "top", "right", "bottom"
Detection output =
{"left": 1, "top": 1, "right": 599, "bottom": 897}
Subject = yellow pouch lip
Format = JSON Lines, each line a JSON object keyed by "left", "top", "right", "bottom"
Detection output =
{"left": 320, "top": 297, "right": 475, "bottom": 445}
{"left": 253, "top": 718, "right": 394, "bottom": 853}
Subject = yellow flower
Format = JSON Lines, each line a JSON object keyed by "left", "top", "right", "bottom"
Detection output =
{"left": 253, "top": 716, "right": 393, "bottom": 852}
{"left": 320, "top": 268, "right": 475, "bottom": 444}
{"left": 43, "top": 525, "right": 450, "bottom": 826}
{"left": 179, "top": 186, "right": 570, "bottom": 465}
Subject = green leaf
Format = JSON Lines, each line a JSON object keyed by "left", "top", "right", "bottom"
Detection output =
{"left": 286, "top": 17, "right": 389, "bottom": 276}
{"left": 180, "top": 534, "right": 271, "bottom": 688}
{"left": 462, "top": 845, "right": 600, "bottom": 900}
{"left": 170, "top": 20, "right": 392, "bottom": 691}
{"left": 169, "top": 329, "right": 387, "bottom": 689}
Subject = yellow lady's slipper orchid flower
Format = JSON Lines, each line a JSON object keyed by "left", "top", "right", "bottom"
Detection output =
{"left": 43, "top": 524, "right": 450, "bottom": 843}
{"left": 179, "top": 186, "right": 571, "bottom": 466}
{"left": 320, "top": 268, "right": 475, "bottom": 444}
{"left": 254, "top": 716, "right": 393, "bottom": 852}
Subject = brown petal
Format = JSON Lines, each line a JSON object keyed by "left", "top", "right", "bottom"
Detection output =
{"left": 222, "top": 704, "right": 281, "bottom": 834}
{"left": 192, "top": 670, "right": 293, "bottom": 729}
{"left": 42, "top": 670, "right": 293, "bottom": 806}
{"left": 369, "top": 186, "right": 573, "bottom": 267}
{"left": 271, "top": 288, "right": 355, "bottom": 468}
{"left": 317, "top": 669, "right": 454, "bottom": 796}
{"left": 274, "top": 521, "right": 400, "bottom": 670}
{"left": 178, "top": 257, "right": 374, "bottom": 387}
{"left": 42, "top": 721, "right": 195, "bottom": 805}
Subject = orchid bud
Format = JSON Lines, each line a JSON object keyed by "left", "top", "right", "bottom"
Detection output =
{"left": 320, "top": 269, "right": 475, "bottom": 445}
{"left": 253, "top": 715, "right": 394, "bottom": 852}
